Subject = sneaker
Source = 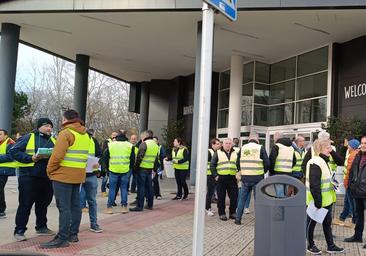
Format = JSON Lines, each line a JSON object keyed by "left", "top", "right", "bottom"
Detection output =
{"left": 156, "top": 196, "right": 162, "bottom": 200}
{"left": 234, "top": 219, "right": 241, "bottom": 225}
{"left": 0, "top": 212, "right": 6, "bottom": 219}
{"left": 82, "top": 207, "right": 89, "bottom": 213}
{"left": 172, "top": 196, "right": 182, "bottom": 200}
{"left": 90, "top": 224, "right": 103, "bottom": 233}
{"left": 101, "top": 192, "right": 108, "bottom": 197}
{"left": 121, "top": 206, "right": 129, "bottom": 214}
{"left": 219, "top": 215, "right": 228, "bottom": 221}
{"left": 333, "top": 218, "right": 345, "bottom": 226}
{"left": 129, "top": 207, "right": 143, "bottom": 212}
{"left": 206, "top": 209, "right": 214, "bottom": 217}
{"left": 181, "top": 195, "right": 188, "bottom": 200}
{"left": 40, "top": 237, "right": 69, "bottom": 249}
{"left": 14, "top": 233, "right": 26, "bottom": 242}
{"left": 244, "top": 208, "right": 251, "bottom": 214}
{"left": 36, "top": 227, "right": 56, "bottom": 236}
{"left": 103, "top": 207, "right": 114, "bottom": 214}
{"left": 68, "top": 234, "right": 79, "bottom": 243}
{"left": 307, "top": 245, "right": 321, "bottom": 255}
{"left": 344, "top": 236, "right": 362, "bottom": 243}
{"left": 326, "top": 244, "right": 344, "bottom": 254}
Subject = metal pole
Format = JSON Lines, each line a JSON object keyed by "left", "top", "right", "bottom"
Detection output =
{"left": 190, "top": 21, "right": 202, "bottom": 186}
{"left": 192, "top": 3, "right": 214, "bottom": 256}
{"left": 139, "top": 82, "right": 150, "bottom": 134}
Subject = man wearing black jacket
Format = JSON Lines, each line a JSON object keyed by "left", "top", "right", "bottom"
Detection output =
{"left": 9, "top": 118, "right": 56, "bottom": 241}
{"left": 345, "top": 136, "right": 366, "bottom": 246}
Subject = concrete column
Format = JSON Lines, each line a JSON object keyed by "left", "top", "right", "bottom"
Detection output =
{"left": 0, "top": 23, "right": 20, "bottom": 133}
{"left": 139, "top": 82, "right": 150, "bottom": 134}
{"left": 190, "top": 21, "right": 202, "bottom": 186}
{"left": 73, "top": 54, "right": 90, "bottom": 122}
{"left": 227, "top": 55, "right": 243, "bottom": 139}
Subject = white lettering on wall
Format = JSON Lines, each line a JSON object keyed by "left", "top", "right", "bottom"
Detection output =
{"left": 344, "top": 83, "right": 366, "bottom": 99}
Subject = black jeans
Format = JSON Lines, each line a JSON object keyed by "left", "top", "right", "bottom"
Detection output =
{"left": 53, "top": 181, "right": 82, "bottom": 241}
{"left": 137, "top": 170, "right": 154, "bottom": 209}
{"left": 174, "top": 169, "right": 189, "bottom": 198}
{"left": 216, "top": 175, "right": 238, "bottom": 216}
{"left": 206, "top": 175, "right": 216, "bottom": 210}
{"left": 306, "top": 204, "right": 334, "bottom": 247}
{"left": 354, "top": 198, "right": 366, "bottom": 239}
{"left": 153, "top": 173, "right": 161, "bottom": 197}
{"left": 15, "top": 175, "right": 53, "bottom": 234}
{"left": 0, "top": 176, "right": 9, "bottom": 213}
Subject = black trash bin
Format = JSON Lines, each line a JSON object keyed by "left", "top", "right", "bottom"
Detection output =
{"left": 254, "top": 175, "right": 306, "bottom": 256}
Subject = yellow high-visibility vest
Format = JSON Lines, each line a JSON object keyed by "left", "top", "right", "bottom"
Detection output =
{"left": 274, "top": 143, "right": 294, "bottom": 173}
{"left": 207, "top": 148, "right": 214, "bottom": 175}
{"left": 0, "top": 138, "right": 16, "bottom": 168}
{"left": 60, "top": 129, "right": 91, "bottom": 169}
{"left": 240, "top": 143, "right": 264, "bottom": 176}
{"left": 140, "top": 139, "right": 159, "bottom": 169}
{"left": 216, "top": 149, "right": 237, "bottom": 176}
{"left": 172, "top": 147, "right": 189, "bottom": 170}
{"left": 306, "top": 156, "right": 336, "bottom": 207}
{"left": 108, "top": 141, "right": 132, "bottom": 174}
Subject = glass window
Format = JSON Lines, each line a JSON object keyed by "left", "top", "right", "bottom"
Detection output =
{"left": 218, "top": 109, "right": 229, "bottom": 128}
{"left": 242, "top": 83, "right": 253, "bottom": 106}
{"left": 297, "top": 47, "right": 328, "bottom": 76}
{"left": 220, "top": 70, "right": 230, "bottom": 90}
{"left": 243, "top": 62, "right": 254, "bottom": 83}
{"left": 241, "top": 105, "right": 252, "bottom": 126}
{"left": 254, "top": 105, "right": 268, "bottom": 126}
{"left": 297, "top": 72, "right": 327, "bottom": 100}
{"left": 270, "top": 80, "right": 295, "bottom": 104}
{"left": 270, "top": 57, "right": 296, "bottom": 83}
{"left": 296, "top": 98, "right": 327, "bottom": 124}
{"left": 256, "top": 62, "right": 270, "bottom": 84}
{"left": 219, "top": 90, "right": 230, "bottom": 109}
{"left": 254, "top": 83, "right": 269, "bottom": 104}
{"left": 268, "top": 104, "right": 294, "bottom": 126}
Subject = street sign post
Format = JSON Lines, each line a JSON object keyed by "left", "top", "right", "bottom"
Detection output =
{"left": 204, "top": 0, "right": 237, "bottom": 21}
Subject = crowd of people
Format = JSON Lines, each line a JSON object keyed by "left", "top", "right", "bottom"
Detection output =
{"left": 0, "top": 109, "right": 366, "bottom": 254}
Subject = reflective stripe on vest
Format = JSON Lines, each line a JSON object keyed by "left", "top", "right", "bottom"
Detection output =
{"left": 293, "top": 150, "right": 305, "bottom": 172}
{"left": 305, "top": 156, "right": 336, "bottom": 207}
{"left": 60, "top": 129, "right": 91, "bottom": 169}
{"left": 274, "top": 143, "right": 294, "bottom": 173}
{"left": 17, "top": 133, "right": 56, "bottom": 168}
{"left": 86, "top": 138, "right": 98, "bottom": 173}
{"left": 217, "top": 149, "right": 237, "bottom": 175}
{"left": 108, "top": 141, "right": 132, "bottom": 174}
{"left": 140, "top": 139, "right": 159, "bottom": 169}
{"left": 0, "top": 138, "right": 16, "bottom": 168}
{"left": 207, "top": 148, "right": 214, "bottom": 175}
{"left": 344, "top": 149, "right": 350, "bottom": 177}
{"left": 240, "top": 143, "right": 264, "bottom": 176}
{"left": 172, "top": 147, "right": 189, "bottom": 170}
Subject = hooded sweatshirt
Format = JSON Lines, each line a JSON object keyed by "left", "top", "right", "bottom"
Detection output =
{"left": 47, "top": 120, "right": 88, "bottom": 184}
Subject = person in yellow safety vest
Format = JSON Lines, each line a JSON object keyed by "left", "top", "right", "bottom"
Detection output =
{"left": 130, "top": 130, "right": 159, "bottom": 212}
{"left": 168, "top": 137, "right": 190, "bottom": 201}
{"left": 292, "top": 135, "right": 306, "bottom": 181}
{"left": 42, "top": 110, "right": 90, "bottom": 249}
{"left": 129, "top": 134, "right": 139, "bottom": 194}
{"left": 206, "top": 138, "right": 222, "bottom": 217}
{"left": 210, "top": 138, "right": 239, "bottom": 221}
{"left": 301, "top": 131, "right": 344, "bottom": 175}
{"left": 269, "top": 132, "right": 296, "bottom": 198}
{"left": 152, "top": 136, "right": 165, "bottom": 200}
{"left": 9, "top": 118, "right": 56, "bottom": 241}
{"left": 0, "top": 129, "right": 16, "bottom": 219}
{"left": 102, "top": 131, "right": 135, "bottom": 215}
{"left": 235, "top": 132, "right": 269, "bottom": 225}
{"left": 305, "top": 139, "right": 344, "bottom": 254}
{"left": 232, "top": 137, "right": 240, "bottom": 153}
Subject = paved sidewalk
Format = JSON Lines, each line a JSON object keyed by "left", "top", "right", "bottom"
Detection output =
{"left": 1, "top": 177, "right": 366, "bottom": 255}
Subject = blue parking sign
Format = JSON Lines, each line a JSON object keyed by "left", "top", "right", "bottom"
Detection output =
{"left": 204, "top": 0, "right": 237, "bottom": 21}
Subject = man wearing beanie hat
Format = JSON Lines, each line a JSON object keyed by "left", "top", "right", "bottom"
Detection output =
{"left": 334, "top": 139, "right": 360, "bottom": 227}
{"left": 9, "top": 117, "right": 56, "bottom": 241}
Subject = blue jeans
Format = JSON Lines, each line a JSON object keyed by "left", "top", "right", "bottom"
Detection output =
{"left": 53, "top": 181, "right": 82, "bottom": 241}
{"left": 101, "top": 175, "right": 108, "bottom": 193}
{"left": 274, "top": 184, "right": 288, "bottom": 198}
{"left": 137, "top": 170, "right": 154, "bottom": 209}
{"left": 340, "top": 188, "right": 357, "bottom": 223}
{"left": 107, "top": 172, "right": 129, "bottom": 208}
{"left": 80, "top": 175, "right": 98, "bottom": 226}
{"left": 236, "top": 182, "right": 257, "bottom": 221}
